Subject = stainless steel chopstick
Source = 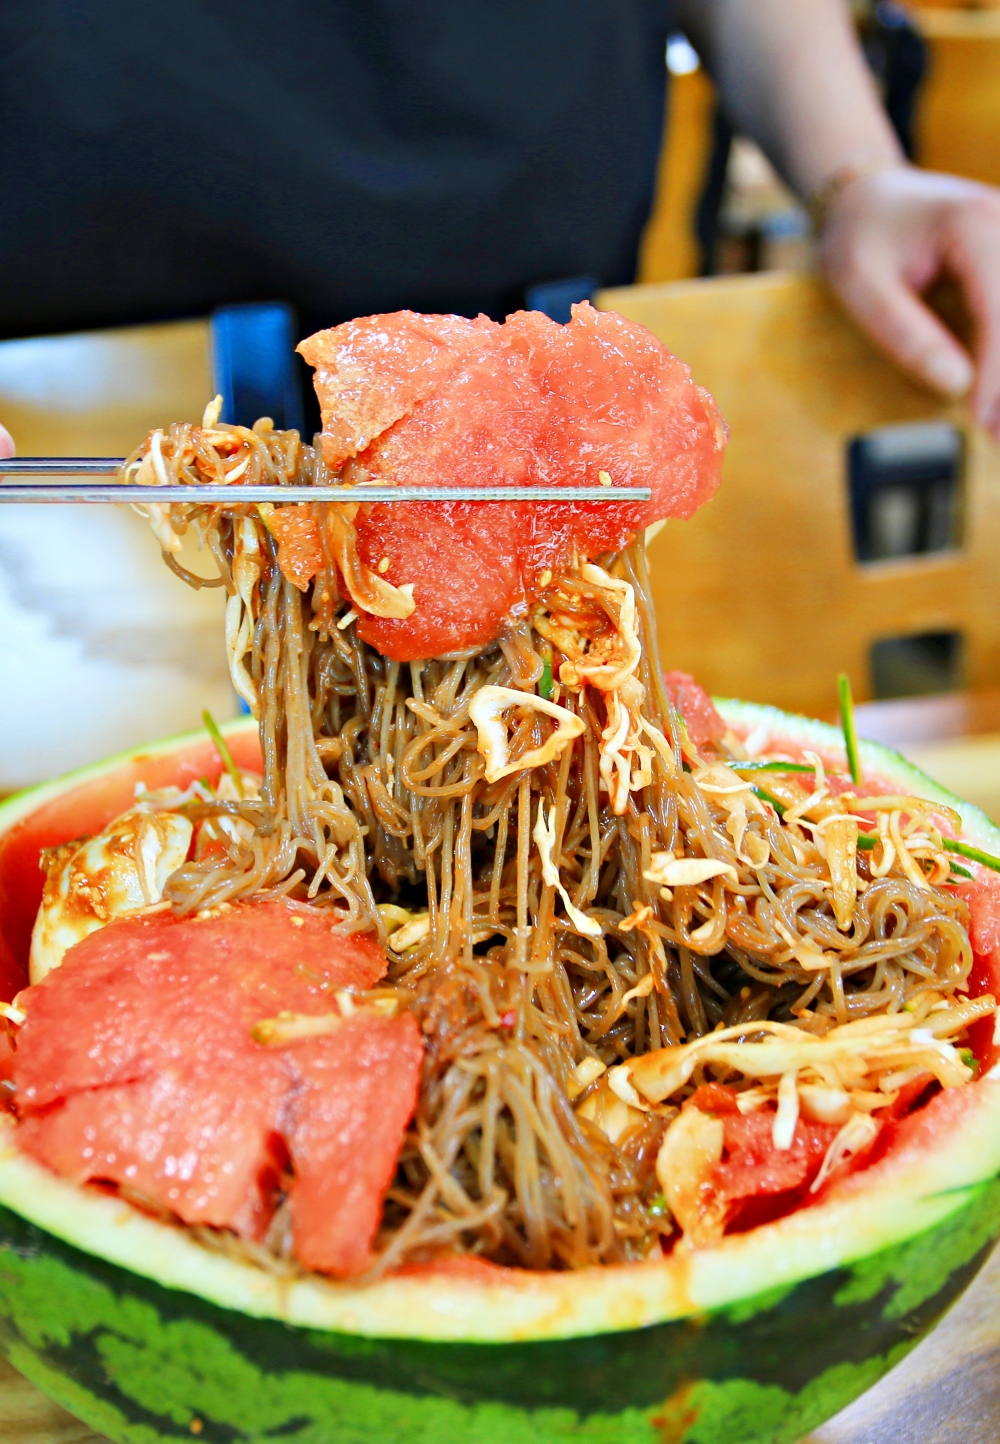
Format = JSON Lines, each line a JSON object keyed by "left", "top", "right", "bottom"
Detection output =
{"left": 0, "top": 460, "right": 649, "bottom": 504}
{"left": 0, "top": 458, "right": 127, "bottom": 475}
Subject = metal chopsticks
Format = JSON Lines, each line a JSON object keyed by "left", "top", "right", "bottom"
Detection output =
{"left": 0, "top": 460, "right": 650, "bottom": 505}
{"left": 0, "top": 458, "right": 128, "bottom": 475}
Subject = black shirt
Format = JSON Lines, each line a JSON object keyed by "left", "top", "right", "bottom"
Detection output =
{"left": 0, "top": 1, "right": 671, "bottom": 337}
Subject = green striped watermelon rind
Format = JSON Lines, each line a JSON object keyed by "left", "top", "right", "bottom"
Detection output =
{"left": 0, "top": 700, "right": 997, "bottom": 1444}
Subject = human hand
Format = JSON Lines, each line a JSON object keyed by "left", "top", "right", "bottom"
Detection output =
{"left": 818, "top": 165, "right": 1000, "bottom": 437}
{"left": 0, "top": 424, "right": 13, "bottom": 459}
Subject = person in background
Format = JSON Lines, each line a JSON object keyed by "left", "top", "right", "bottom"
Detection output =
{"left": 0, "top": 0, "right": 998, "bottom": 463}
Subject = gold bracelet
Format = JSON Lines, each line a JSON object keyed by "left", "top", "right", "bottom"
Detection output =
{"left": 807, "top": 161, "right": 900, "bottom": 234}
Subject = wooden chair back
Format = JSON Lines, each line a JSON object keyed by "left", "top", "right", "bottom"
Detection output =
{"left": 913, "top": 7, "right": 1000, "bottom": 186}
{"left": 597, "top": 271, "right": 1000, "bottom": 720}
{"left": 638, "top": 63, "right": 715, "bottom": 284}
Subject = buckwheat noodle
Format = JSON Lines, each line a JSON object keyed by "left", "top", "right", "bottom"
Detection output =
{"left": 126, "top": 419, "right": 973, "bottom": 1275}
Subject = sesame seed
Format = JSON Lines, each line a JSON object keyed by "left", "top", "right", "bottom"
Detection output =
{"left": 377, "top": 556, "right": 391, "bottom": 574}
{"left": 598, "top": 471, "right": 612, "bottom": 487}
{"left": 538, "top": 569, "right": 553, "bottom": 587}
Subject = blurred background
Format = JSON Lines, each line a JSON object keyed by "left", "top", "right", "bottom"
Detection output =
{"left": 2, "top": 0, "right": 1000, "bottom": 812}
{"left": 640, "top": 0, "right": 999, "bottom": 283}
{"left": 3, "top": 11, "right": 1000, "bottom": 1442}
{"left": 628, "top": 0, "right": 1000, "bottom": 816}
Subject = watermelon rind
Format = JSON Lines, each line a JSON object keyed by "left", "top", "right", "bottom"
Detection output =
{"left": 0, "top": 713, "right": 260, "bottom": 839}
{"left": 0, "top": 700, "right": 998, "bottom": 1443}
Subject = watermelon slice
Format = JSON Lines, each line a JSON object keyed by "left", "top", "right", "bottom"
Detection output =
{"left": 283, "top": 1023, "right": 422, "bottom": 1276}
{"left": 713, "top": 1110, "right": 841, "bottom": 1227}
{"left": 664, "top": 670, "right": 727, "bottom": 747}
{"left": 686, "top": 1082, "right": 841, "bottom": 1213}
{"left": 295, "top": 304, "right": 726, "bottom": 660}
{"left": 2, "top": 711, "right": 1000, "bottom": 1444}
{"left": 11, "top": 900, "right": 422, "bottom": 1276}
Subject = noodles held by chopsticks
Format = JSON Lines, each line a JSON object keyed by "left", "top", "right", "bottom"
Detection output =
{"left": 123, "top": 414, "right": 991, "bottom": 1273}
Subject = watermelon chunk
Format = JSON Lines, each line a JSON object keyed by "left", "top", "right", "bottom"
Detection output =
{"left": 686, "top": 1084, "right": 847, "bottom": 1234}
{"left": 715, "top": 1111, "right": 839, "bottom": 1206}
{"left": 12, "top": 901, "right": 422, "bottom": 1275}
{"left": 283, "top": 1022, "right": 421, "bottom": 1276}
{"left": 267, "top": 505, "right": 325, "bottom": 593}
{"left": 298, "top": 311, "right": 479, "bottom": 468}
{"left": 959, "top": 869, "right": 1000, "bottom": 957}
{"left": 663, "top": 671, "right": 727, "bottom": 748}
{"left": 296, "top": 304, "right": 726, "bottom": 660}
{"left": 19, "top": 1066, "right": 289, "bottom": 1237}
{"left": 950, "top": 870, "right": 1000, "bottom": 1071}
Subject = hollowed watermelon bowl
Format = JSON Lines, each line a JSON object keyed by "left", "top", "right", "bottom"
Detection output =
{"left": 1, "top": 703, "right": 999, "bottom": 1444}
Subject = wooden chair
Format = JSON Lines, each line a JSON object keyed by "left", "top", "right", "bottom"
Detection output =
{"left": 913, "top": 7, "right": 1000, "bottom": 186}
{"left": 596, "top": 271, "right": 1000, "bottom": 721}
{"left": 639, "top": 8, "right": 1000, "bottom": 286}
{"left": 637, "top": 63, "right": 715, "bottom": 284}
{"left": 0, "top": 319, "right": 234, "bottom": 790}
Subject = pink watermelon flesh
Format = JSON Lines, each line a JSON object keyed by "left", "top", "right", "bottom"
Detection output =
{"left": 19, "top": 1067, "right": 289, "bottom": 1238}
{"left": 953, "top": 870, "right": 1000, "bottom": 1070}
{"left": 12, "top": 900, "right": 423, "bottom": 1276}
{"left": 297, "top": 310, "right": 475, "bottom": 466}
{"left": 664, "top": 671, "right": 727, "bottom": 748}
{"left": 0, "top": 730, "right": 263, "bottom": 1001}
{"left": 7, "top": 710, "right": 999, "bottom": 1273}
{"left": 296, "top": 304, "right": 726, "bottom": 661}
{"left": 282, "top": 1024, "right": 422, "bottom": 1274}
{"left": 685, "top": 1083, "right": 845, "bottom": 1235}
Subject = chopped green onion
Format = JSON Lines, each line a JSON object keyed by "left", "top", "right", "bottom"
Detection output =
{"left": 664, "top": 690, "right": 690, "bottom": 761}
{"left": 856, "top": 833, "right": 980, "bottom": 878}
{"left": 943, "top": 838, "right": 1000, "bottom": 874}
{"left": 647, "top": 1191, "right": 669, "bottom": 1218}
{"left": 960, "top": 1048, "right": 980, "bottom": 1074}
{"left": 838, "top": 672, "right": 861, "bottom": 785}
{"left": 202, "top": 709, "right": 243, "bottom": 799}
{"left": 752, "top": 785, "right": 786, "bottom": 815}
{"left": 538, "top": 658, "right": 553, "bottom": 700}
{"left": 733, "top": 760, "right": 814, "bottom": 774}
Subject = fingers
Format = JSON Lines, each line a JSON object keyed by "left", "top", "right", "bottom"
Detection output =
{"left": 826, "top": 243, "right": 974, "bottom": 400}
{"left": 0, "top": 424, "right": 14, "bottom": 460}
{"left": 819, "top": 168, "right": 1000, "bottom": 436}
{"left": 940, "top": 192, "right": 1000, "bottom": 437}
